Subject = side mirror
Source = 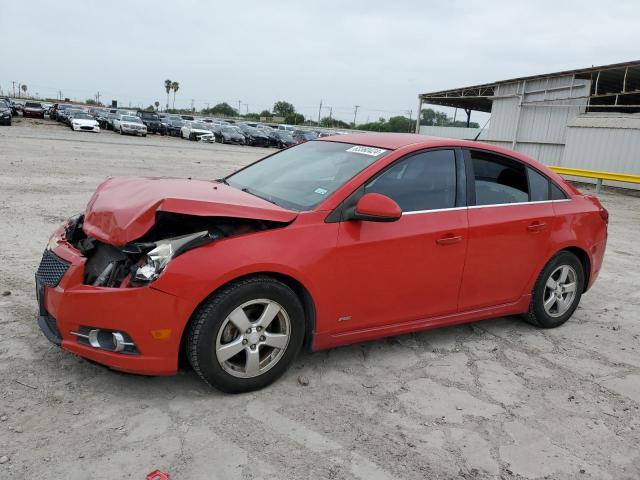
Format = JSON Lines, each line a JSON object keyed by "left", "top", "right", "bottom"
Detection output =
{"left": 347, "top": 193, "right": 401, "bottom": 222}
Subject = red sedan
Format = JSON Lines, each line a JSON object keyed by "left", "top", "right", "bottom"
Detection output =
{"left": 36, "top": 134, "right": 608, "bottom": 392}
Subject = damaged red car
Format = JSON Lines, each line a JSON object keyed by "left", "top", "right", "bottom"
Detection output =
{"left": 36, "top": 134, "right": 608, "bottom": 392}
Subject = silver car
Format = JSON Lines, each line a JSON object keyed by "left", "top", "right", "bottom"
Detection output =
{"left": 113, "top": 115, "right": 147, "bottom": 137}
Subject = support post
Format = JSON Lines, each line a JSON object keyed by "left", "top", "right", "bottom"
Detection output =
{"left": 511, "top": 80, "right": 527, "bottom": 149}
{"left": 415, "top": 97, "right": 422, "bottom": 133}
{"left": 596, "top": 178, "right": 602, "bottom": 194}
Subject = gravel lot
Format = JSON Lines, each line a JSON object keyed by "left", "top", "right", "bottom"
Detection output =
{"left": 1, "top": 117, "right": 639, "bottom": 479}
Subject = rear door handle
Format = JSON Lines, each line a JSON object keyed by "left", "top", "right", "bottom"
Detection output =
{"left": 436, "top": 234, "right": 463, "bottom": 246}
{"left": 527, "top": 221, "right": 547, "bottom": 232}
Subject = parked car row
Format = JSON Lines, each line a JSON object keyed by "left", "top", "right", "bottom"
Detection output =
{"left": 2, "top": 98, "right": 346, "bottom": 147}
{"left": 0, "top": 99, "right": 12, "bottom": 125}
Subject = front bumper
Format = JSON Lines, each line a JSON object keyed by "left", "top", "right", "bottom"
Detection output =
{"left": 145, "top": 123, "right": 165, "bottom": 133}
{"left": 35, "top": 243, "right": 197, "bottom": 375}
{"left": 122, "top": 126, "right": 147, "bottom": 135}
{"left": 23, "top": 110, "right": 44, "bottom": 118}
{"left": 72, "top": 124, "right": 100, "bottom": 132}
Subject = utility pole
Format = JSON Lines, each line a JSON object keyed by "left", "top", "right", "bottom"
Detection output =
{"left": 317, "top": 99, "right": 322, "bottom": 125}
{"left": 95, "top": 92, "right": 101, "bottom": 104}
{"left": 353, "top": 105, "right": 360, "bottom": 127}
{"left": 58, "top": 90, "right": 63, "bottom": 100}
{"left": 190, "top": 99, "right": 195, "bottom": 111}
{"left": 205, "top": 102, "right": 210, "bottom": 110}
{"left": 12, "top": 81, "right": 16, "bottom": 98}
{"left": 406, "top": 110, "right": 413, "bottom": 132}
{"left": 238, "top": 100, "right": 241, "bottom": 116}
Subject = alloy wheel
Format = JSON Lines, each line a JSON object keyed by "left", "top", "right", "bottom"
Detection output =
{"left": 215, "top": 299, "right": 291, "bottom": 378}
{"left": 543, "top": 265, "right": 578, "bottom": 317}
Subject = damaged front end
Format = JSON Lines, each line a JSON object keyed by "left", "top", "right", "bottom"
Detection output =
{"left": 63, "top": 212, "right": 284, "bottom": 288}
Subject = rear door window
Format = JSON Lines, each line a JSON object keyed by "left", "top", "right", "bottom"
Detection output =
{"left": 528, "top": 168, "right": 550, "bottom": 201}
{"left": 470, "top": 150, "right": 528, "bottom": 205}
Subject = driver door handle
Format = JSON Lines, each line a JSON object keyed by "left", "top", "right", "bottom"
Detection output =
{"left": 436, "top": 234, "right": 463, "bottom": 246}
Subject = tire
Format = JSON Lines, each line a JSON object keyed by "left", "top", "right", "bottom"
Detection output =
{"left": 142, "top": 133, "right": 147, "bottom": 137}
{"left": 120, "top": 129, "right": 124, "bottom": 135}
{"left": 524, "top": 251, "right": 584, "bottom": 328}
{"left": 189, "top": 133, "right": 195, "bottom": 141}
{"left": 187, "top": 275, "right": 305, "bottom": 393}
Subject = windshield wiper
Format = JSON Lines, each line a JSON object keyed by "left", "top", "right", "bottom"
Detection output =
{"left": 241, "top": 187, "right": 280, "bottom": 207}
{"left": 216, "top": 178, "right": 229, "bottom": 185}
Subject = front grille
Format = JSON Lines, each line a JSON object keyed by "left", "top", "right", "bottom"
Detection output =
{"left": 80, "top": 126, "right": 94, "bottom": 130}
{"left": 36, "top": 250, "right": 70, "bottom": 287}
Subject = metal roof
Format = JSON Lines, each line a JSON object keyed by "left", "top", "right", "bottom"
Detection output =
{"left": 419, "top": 60, "right": 640, "bottom": 113}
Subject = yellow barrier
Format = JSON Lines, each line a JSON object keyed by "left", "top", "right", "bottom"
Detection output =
{"left": 549, "top": 166, "right": 640, "bottom": 193}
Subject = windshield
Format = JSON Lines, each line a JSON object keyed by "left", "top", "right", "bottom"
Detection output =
{"left": 25, "top": 102, "right": 42, "bottom": 108}
{"left": 226, "top": 141, "right": 390, "bottom": 211}
{"left": 192, "top": 123, "right": 209, "bottom": 130}
{"left": 122, "top": 115, "right": 141, "bottom": 123}
{"left": 74, "top": 113, "right": 93, "bottom": 120}
{"left": 222, "top": 126, "right": 237, "bottom": 134}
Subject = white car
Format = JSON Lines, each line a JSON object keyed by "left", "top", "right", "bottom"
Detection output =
{"left": 113, "top": 115, "right": 147, "bottom": 136}
{"left": 199, "top": 133, "right": 216, "bottom": 143}
{"left": 180, "top": 121, "right": 213, "bottom": 141}
{"left": 70, "top": 113, "right": 100, "bottom": 133}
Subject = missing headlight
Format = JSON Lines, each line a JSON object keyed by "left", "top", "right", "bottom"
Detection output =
{"left": 132, "top": 230, "right": 221, "bottom": 284}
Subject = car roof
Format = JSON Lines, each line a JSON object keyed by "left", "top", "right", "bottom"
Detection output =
{"left": 318, "top": 133, "right": 573, "bottom": 186}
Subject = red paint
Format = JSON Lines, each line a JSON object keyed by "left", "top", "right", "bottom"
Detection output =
{"left": 43, "top": 134, "right": 608, "bottom": 376}
{"left": 83, "top": 176, "right": 297, "bottom": 246}
{"left": 355, "top": 192, "right": 401, "bottom": 219}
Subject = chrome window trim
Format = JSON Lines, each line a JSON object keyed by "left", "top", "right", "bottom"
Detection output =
{"left": 402, "top": 206, "right": 467, "bottom": 216}
{"left": 401, "top": 199, "right": 570, "bottom": 216}
{"left": 468, "top": 199, "right": 570, "bottom": 210}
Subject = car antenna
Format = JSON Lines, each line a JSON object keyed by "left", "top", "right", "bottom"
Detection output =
{"left": 473, "top": 116, "right": 491, "bottom": 141}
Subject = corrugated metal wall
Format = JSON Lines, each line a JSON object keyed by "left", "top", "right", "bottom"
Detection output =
{"left": 484, "top": 75, "right": 590, "bottom": 165}
{"left": 418, "top": 125, "right": 487, "bottom": 140}
{"left": 562, "top": 115, "right": 640, "bottom": 189}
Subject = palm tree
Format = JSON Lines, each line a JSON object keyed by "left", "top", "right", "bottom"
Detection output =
{"left": 171, "top": 81, "right": 179, "bottom": 109}
{"left": 164, "top": 79, "right": 172, "bottom": 111}
{"left": 21, "top": 84, "right": 27, "bottom": 98}
{"left": 154, "top": 101, "right": 160, "bottom": 111}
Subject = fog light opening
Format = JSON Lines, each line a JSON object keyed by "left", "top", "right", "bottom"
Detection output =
{"left": 71, "top": 327, "right": 138, "bottom": 354}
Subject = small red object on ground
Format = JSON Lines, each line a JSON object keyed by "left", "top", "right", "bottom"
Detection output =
{"left": 146, "top": 470, "right": 171, "bottom": 480}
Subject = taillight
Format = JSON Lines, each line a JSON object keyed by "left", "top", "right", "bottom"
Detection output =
{"left": 599, "top": 207, "right": 609, "bottom": 224}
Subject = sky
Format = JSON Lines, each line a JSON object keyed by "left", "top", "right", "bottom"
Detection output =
{"left": 2, "top": 0, "right": 639, "bottom": 124}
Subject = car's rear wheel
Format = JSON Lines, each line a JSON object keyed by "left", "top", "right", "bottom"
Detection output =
{"left": 524, "top": 251, "right": 584, "bottom": 328}
{"left": 187, "top": 276, "right": 305, "bottom": 393}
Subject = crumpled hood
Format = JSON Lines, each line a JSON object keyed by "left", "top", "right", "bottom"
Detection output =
{"left": 83, "top": 176, "right": 297, "bottom": 246}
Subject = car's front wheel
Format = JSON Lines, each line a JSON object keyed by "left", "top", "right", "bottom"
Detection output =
{"left": 525, "top": 251, "right": 584, "bottom": 328}
{"left": 187, "top": 276, "right": 305, "bottom": 393}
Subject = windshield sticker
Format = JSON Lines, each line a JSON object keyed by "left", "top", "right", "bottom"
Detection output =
{"left": 314, "top": 187, "right": 328, "bottom": 195}
{"left": 346, "top": 145, "right": 387, "bottom": 156}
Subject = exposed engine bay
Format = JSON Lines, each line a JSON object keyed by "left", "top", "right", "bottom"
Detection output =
{"left": 64, "top": 213, "right": 285, "bottom": 288}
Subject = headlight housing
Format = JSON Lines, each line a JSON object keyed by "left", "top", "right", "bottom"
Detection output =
{"left": 133, "top": 231, "right": 218, "bottom": 283}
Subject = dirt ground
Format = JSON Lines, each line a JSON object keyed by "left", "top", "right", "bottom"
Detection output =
{"left": 1, "top": 116, "right": 639, "bottom": 480}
